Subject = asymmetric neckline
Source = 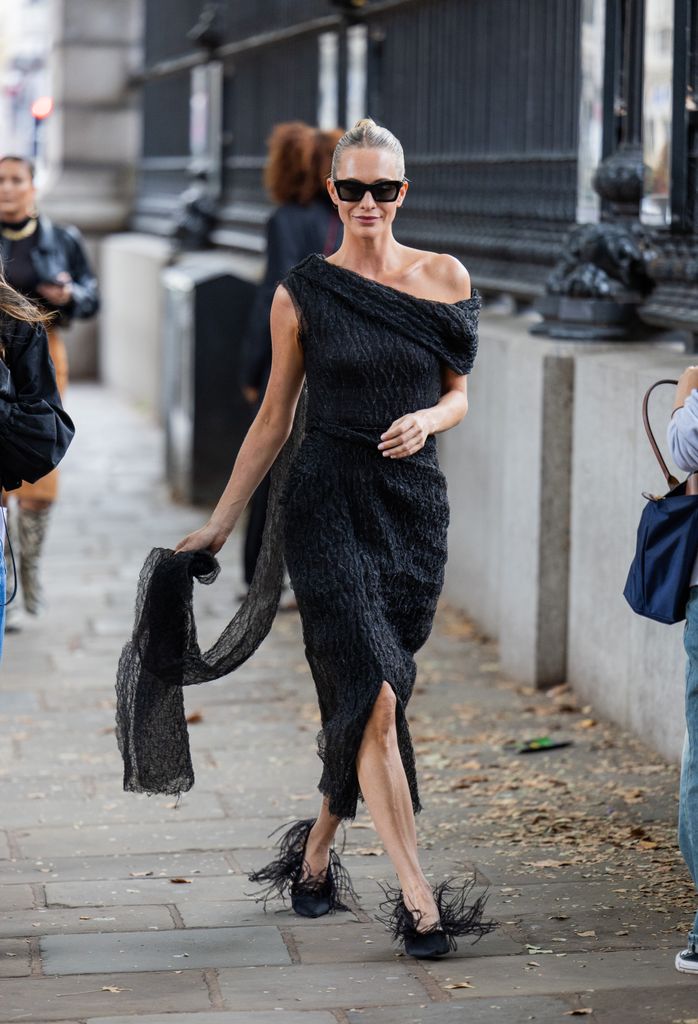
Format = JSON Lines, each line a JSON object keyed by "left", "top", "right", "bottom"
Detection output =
{"left": 313, "top": 253, "right": 479, "bottom": 308}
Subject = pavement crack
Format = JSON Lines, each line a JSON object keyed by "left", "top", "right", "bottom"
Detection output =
{"left": 166, "top": 903, "right": 186, "bottom": 928}
{"left": 405, "top": 959, "right": 450, "bottom": 1002}
{"left": 203, "top": 967, "right": 225, "bottom": 1009}
{"left": 5, "top": 829, "right": 23, "bottom": 859}
{"left": 30, "top": 882, "right": 47, "bottom": 908}
{"left": 28, "top": 935, "right": 43, "bottom": 976}
{"left": 279, "top": 926, "right": 301, "bottom": 963}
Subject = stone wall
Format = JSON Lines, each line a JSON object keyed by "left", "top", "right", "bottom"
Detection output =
{"left": 42, "top": 0, "right": 143, "bottom": 378}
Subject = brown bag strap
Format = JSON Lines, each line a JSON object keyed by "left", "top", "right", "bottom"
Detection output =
{"left": 642, "top": 379, "right": 680, "bottom": 489}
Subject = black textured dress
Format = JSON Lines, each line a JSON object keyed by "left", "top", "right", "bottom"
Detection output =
{"left": 281, "top": 254, "right": 479, "bottom": 819}
{"left": 115, "top": 253, "right": 479, "bottom": 819}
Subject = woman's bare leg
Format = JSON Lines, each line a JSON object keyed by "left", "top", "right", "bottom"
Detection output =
{"left": 356, "top": 681, "right": 439, "bottom": 930}
{"left": 302, "top": 796, "right": 342, "bottom": 880}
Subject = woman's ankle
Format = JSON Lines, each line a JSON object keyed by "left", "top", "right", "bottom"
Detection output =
{"left": 301, "top": 825, "right": 332, "bottom": 879}
{"left": 402, "top": 881, "right": 440, "bottom": 930}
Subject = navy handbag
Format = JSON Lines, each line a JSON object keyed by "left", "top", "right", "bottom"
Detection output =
{"left": 624, "top": 379, "right": 698, "bottom": 624}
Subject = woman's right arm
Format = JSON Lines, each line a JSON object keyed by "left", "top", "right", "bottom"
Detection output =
{"left": 175, "top": 284, "right": 304, "bottom": 554}
{"left": 669, "top": 367, "right": 698, "bottom": 473}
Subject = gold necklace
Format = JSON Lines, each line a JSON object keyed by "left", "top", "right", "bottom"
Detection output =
{"left": 1, "top": 218, "right": 38, "bottom": 241}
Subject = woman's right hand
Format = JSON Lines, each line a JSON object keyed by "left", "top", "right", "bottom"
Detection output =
{"left": 674, "top": 366, "right": 698, "bottom": 414}
{"left": 175, "top": 520, "right": 229, "bottom": 555}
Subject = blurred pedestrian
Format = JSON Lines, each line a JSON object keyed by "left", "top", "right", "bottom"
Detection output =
{"left": 0, "top": 269, "right": 75, "bottom": 658}
{"left": 668, "top": 366, "right": 698, "bottom": 974}
{"left": 240, "top": 122, "right": 343, "bottom": 590}
{"left": 173, "top": 118, "right": 491, "bottom": 958}
{"left": 0, "top": 155, "right": 98, "bottom": 626}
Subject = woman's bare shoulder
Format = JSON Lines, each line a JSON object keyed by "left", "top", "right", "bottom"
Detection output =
{"left": 422, "top": 252, "right": 471, "bottom": 301}
{"left": 401, "top": 247, "right": 471, "bottom": 302}
{"left": 271, "top": 282, "right": 298, "bottom": 318}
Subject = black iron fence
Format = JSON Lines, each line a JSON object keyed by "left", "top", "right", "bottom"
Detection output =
{"left": 135, "top": 0, "right": 582, "bottom": 295}
{"left": 134, "top": 0, "right": 698, "bottom": 331}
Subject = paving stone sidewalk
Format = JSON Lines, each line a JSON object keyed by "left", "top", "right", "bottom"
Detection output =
{"left": 1, "top": 383, "right": 697, "bottom": 1024}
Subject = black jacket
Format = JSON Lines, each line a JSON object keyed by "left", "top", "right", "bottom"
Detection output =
{"left": 0, "top": 216, "right": 99, "bottom": 327}
{"left": 241, "top": 199, "right": 342, "bottom": 392}
{"left": 0, "top": 316, "right": 75, "bottom": 491}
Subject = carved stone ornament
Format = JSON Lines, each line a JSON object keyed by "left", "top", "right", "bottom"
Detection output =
{"left": 592, "top": 144, "right": 645, "bottom": 217}
{"left": 546, "top": 221, "right": 655, "bottom": 300}
{"left": 532, "top": 144, "right": 656, "bottom": 339}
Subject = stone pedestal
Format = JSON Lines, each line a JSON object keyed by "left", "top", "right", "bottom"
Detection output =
{"left": 41, "top": 0, "right": 143, "bottom": 378}
{"left": 441, "top": 317, "right": 652, "bottom": 689}
{"left": 100, "top": 233, "right": 173, "bottom": 415}
{"left": 441, "top": 319, "right": 576, "bottom": 686}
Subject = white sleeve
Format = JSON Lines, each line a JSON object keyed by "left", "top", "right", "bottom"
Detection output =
{"left": 668, "top": 389, "right": 698, "bottom": 473}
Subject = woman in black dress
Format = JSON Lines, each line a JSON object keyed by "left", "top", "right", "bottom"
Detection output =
{"left": 174, "top": 118, "right": 490, "bottom": 958}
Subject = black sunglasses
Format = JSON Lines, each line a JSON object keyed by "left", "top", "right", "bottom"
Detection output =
{"left": 332, "top": 179, "right": 406, "bottom": 203}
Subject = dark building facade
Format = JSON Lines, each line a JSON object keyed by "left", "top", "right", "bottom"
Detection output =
{"left": 134, "top": 0, "right": 698, "bottom": 337}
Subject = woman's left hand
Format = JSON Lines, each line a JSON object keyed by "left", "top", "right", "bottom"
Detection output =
{"left": 37, "top": 272, "right": 73, "bottom": 307}
{"left": 378, "top": 411, "right": 431, "bottom": 459}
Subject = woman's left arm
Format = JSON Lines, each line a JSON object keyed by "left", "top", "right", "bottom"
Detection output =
{"left": 62, "top": 227, "right": 100, "bottom": 319}
{"left": 378, "top": 372, "right": 468, "bottom": 459}
{"left": 379, "top": 254, "right": 471, "bottom": 459}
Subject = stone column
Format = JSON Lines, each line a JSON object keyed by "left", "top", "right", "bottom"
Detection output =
{"left": 41, "top": 0, "right": 143, "bottom": 378}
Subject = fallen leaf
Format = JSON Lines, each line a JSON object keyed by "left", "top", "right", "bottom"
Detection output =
{"left": 575, "top": 719, "right": 597, "bottom": 729}
{"left": 169, "top": 877, "right": 192, "bottom": 884}
{"left": 576, "top": 930, "right": 596, "bottom": 938}
{"left": 615, "top": 930, "right": 629, "bottom": 936}
{"left": 351, "top": 846, "right": 384, "bottom": 856}
{"left": 522, "top": 859, "right": 572, "bottom": 869}
{"left": 102, "top": 986, "right": 127, "bottom": 993}
{"left": 129, "top": 871, "right": 153, "bottom": 878}
{"left": 186, "top": 710, "right": 204, "bottom": 724}
{"left": 564, "top": 1011, "right": 593, "bottom": 1017}
{"left": 444, "top": 981, "right": 474, "bottom": 989}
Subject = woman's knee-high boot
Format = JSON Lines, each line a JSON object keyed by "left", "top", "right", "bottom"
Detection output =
{"left": 18, "top": 506, "right": 51, "bottom": 615}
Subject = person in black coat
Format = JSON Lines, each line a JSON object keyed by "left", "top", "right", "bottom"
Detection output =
{"left": 0, "top": 273, "right": 75, "bottom": 656}
{"left": 240, "top": 123, "right": 343, "bottom": 589}
{"left": 0, "top": 155, "right": 97, "bottom": 624}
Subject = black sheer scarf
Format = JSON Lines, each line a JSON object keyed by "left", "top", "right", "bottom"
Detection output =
{"left": 115, "top": 389, "right": 307, "bottom": 795}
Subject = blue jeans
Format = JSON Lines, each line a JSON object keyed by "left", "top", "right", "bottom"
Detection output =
{"left": 0, "top": 543, "right": 5, "bottom": 663}
{"left": 680, "top": 587, "right": 698, "bottom": 947}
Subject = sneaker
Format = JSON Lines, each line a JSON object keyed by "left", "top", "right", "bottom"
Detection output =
{"left": 4, "top": 604, "right": 28, "bottom": 633}
{"left": 676, "top": 948, "right": 698, "bottom": 973}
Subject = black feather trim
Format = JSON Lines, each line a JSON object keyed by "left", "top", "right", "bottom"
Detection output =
{"left": 376, "top": 876, "right": 496, "bottom": 952}
{"left": 246, "top": 817, "right": 357, "bottom": 913}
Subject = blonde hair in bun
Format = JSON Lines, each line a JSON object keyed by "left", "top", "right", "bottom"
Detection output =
{"left": 331, "top": 118, "right": 405, "bottom": 179}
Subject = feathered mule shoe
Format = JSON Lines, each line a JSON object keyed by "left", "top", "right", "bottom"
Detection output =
{"left": 377, "top": 877, "right": 495, "bottom": 959}
{"left": 246, "top": 817, "right": 357, "bottom": 918}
